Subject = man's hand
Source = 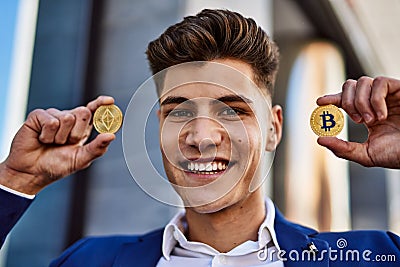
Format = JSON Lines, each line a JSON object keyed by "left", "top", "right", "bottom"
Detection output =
{"left": 0, "top": 96, "right": 116, "bottom": 194}
{"left": 317, "top": 76, "right": 400, "bottom": 168}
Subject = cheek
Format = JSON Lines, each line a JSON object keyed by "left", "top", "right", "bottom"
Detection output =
{"left": 223, "top": 121, "right": 248, "bottom": 143}
{"left": 160, "top": 123, "right": 182, "bottom": 155}
{"left": 229, "top": 123, "right": 262, "bottom": 151}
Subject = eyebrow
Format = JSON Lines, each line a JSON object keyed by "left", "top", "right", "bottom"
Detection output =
{"left": 160, "top": 94, "right": 253, "bottom": 106}
{"left": 160, "top": 96, "right": 194, "bottom": 106}
{"left": 212, "top": 94, "right": 254, "bottom": 104}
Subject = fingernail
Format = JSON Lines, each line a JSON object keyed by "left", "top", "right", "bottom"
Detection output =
{"left": 352, "top": 114, "right": 362, "bottom": 122}
{"left": 101, "top": 140, "right": 111, "bottom": 147}
{"left": 376, "top": 112, "right": 385, "bottom": 121}
{"left": 363, "top": 113, "right": 373, "bottom": 123}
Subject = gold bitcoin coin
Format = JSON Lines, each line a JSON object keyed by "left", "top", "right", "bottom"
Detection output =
{"left": 93, "top": 104, "right": 123, "bottom": 134}
{"left": 310, "top": 104, "right": 344, "bottom": 136}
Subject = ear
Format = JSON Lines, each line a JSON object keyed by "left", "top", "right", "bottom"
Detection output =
{"left": 265, "top": 105, "right": 283, "bottom": 151}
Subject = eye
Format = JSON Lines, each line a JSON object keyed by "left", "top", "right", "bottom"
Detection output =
{"left": 219, "top": 107, "right": 242, "bottom": 117}
{"left": 169, "top": 109, "right": 194, "bottom": 118}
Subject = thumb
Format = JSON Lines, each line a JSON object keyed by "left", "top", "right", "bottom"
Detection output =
{"left": 75, "top": 133, "right": 116, "bottom": 170}
{"left": 317, "top": 137, "right": 373, "bottom": 167}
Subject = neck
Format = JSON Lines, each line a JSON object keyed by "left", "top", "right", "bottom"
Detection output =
{"left": 185, "top": 189, "right": 266, "bottom": 252}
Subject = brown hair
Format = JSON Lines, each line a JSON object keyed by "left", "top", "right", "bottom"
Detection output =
{"left": 146, "top": 9, "right": 279, "bottom": 96}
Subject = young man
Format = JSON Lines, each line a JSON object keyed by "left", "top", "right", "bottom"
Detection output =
{"left": 0, "top": 9, "right": 399, "bottom": 266}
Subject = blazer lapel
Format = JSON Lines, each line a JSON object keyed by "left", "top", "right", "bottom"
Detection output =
{"left": 275, "top": 208, "right": 329, "bottom": 267}
{"left": 112, "top": 229, "right": 163, "bottom": 267}
{"left": 112, "top": 209, "right": 331, "bottom": 267}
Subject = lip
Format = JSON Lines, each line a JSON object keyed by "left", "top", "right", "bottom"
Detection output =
{"left": 183, "top": 169, "right": 229, "bottom": 180}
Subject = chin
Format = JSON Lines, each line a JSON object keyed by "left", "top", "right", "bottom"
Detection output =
{"left": 185, "top": 189, "right": 243, "bottom": 214}
{"left": 188, "top": 200, "right": 229, "bottom": 214}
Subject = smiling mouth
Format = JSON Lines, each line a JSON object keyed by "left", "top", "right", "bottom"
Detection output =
{"left": 182, "top": 160, "right": 229, "bottom": 175}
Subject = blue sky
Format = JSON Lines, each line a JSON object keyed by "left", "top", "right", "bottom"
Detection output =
{"left": 0, "top": 0, "right": 19, "bottom": 142}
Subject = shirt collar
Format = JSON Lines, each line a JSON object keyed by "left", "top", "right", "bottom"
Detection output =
{"left": 161, "top": 197, "right": 280, "bottom": 260}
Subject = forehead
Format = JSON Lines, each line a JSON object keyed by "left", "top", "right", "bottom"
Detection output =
{"left": 159, "top": 60, "right": 264, "bottom": 102}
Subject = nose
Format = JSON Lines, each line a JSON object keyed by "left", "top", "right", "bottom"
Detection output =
{"left": 185, "top": 117, "right": 223, "bottom": 150}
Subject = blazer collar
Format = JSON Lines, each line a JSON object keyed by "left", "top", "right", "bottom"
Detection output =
{"left": 274, "top": 207, "right": 329, "bottom": 266}
{"left": 112, "top": 208, "right": 331, "bottom": 267}
{"left": 112, "top": 229, "right": 163, "bottom": 267}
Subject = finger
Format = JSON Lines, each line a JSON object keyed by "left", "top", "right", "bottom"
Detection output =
{"left": 316, "top": 93, "right": 342, "bottom": 107}
{"left": 74, "top": 133, "right": 116, "bottom": 170}
{"left": 46, "top": 108, "right": 75, "bottom": 144}
{"left": 370, "top": 77, "right": 391, "bottom": 121}
{"left": 87, "top": 96, "right": 114, "bottom": 113}
{"left": 26, "top": 109, "right": 60, "bottom": 144}
{"left": 341, "top": 79, "right": 362, "bottom": 123}
{"left": 317, "top": 137, "right": 374, "bottom": 167}
{"left": 68, "top": 107, "right": 92, "bottom": 144}
{"left": 354, "top": 76, "right": 375, "bottom": 124}
{"left": 381, "top": 76, "right": 400, "bottom": 95}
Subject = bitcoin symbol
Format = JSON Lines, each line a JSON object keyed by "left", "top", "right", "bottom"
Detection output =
{"left": 310, "top": 105, "right": 344, "bottom": 136}
{"left": 320, "top": 111, "right": 336, "bottom": 132}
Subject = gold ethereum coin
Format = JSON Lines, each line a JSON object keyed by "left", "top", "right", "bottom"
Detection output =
{"left": 310, "top": 104, "right": 344, "bottom": 136}
{"left": 93, "top": 104, "right": 123, "bottom": 134}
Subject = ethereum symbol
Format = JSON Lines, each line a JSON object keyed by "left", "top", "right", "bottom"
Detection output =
{"left": 101, "top": 108, "right": 114, "bottom": 131}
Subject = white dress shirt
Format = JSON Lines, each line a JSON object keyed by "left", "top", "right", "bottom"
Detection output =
{"left": 0, "top": 183, "right": 35, "bottom": 199}
{"left": 156, "top": 198, "right": 284, "bottom": 267}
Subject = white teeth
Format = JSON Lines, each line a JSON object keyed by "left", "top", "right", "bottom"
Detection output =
{"left": 206, "top": 163, "right": 212, "bottom": 171}
{"left": 212, "top": 162, "right": 217, "bottom": 171}
{"left": 186, "top": 161, "right": 228, "bottom": 173}
{"left": 199, "top": 163, "right": 206, "bottom": 171}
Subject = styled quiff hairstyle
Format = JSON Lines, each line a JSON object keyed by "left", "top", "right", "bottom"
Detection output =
{"left": 146, "top": 9, "right": 279, "bottom": 96}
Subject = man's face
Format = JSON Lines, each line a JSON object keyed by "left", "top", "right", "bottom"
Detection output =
{"left": 158, "top": 59, "right": 282, "bottom": 213}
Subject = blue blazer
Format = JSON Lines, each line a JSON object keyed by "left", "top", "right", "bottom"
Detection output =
{"left": 1, "top": 189, "right": 399, "bottom": 266}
